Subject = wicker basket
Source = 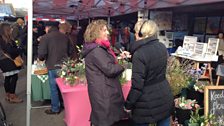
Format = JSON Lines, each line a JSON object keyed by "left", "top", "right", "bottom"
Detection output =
{"left": 34, "top": 68, "right": 48, "bottom": 75}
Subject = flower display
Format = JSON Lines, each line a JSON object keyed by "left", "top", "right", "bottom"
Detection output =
{"left": 174, "top": 97, "right": 199, "bottom": 110}
{"left": 166, "top": 56, "right": 196, "bottom": 96}
{"left": 57, "top": 46, "right": 85, "bottom": 86}
{"left": 188, "top": 108, "right": 218, "bottom": 126}
{"left": 188, "top": 68, "right": 203, "bottom": 81}
{"left": 193, "top": 81, "right": 209, "bottom": 93}
{"left": 57, "top": 58, "right": 85, "bottom": 86}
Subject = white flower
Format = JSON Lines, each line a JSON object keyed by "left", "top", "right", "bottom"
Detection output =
{"left": 179, "top": 103, "right": 185, "bottom": 108}
{"left": 62, "top": 71, "right": 66, "bottom": 76}
{"left": 194, "top": 85, "right": 199, "bottom": 91}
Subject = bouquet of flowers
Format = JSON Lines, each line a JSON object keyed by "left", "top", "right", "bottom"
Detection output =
{"left": 174, "top": 97, "right": 199, "bottom": 110}
{"left": 118, "top": 58, "right": 132, "bottom": 85}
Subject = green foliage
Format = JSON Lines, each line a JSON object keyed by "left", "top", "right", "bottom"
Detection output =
{"left": 58, "top": 45, "right": 85, "bottom": 86}
{"left": 193, "top": 80, "right": 210, "bottom": 93}
{"left": 188, "top": 108, "right": 218, "bottom": 126}
{"left": 166, "top": 56, "right": 195, "bottom": 96}
{"left": 118, "top": 59, "right": 132, "bottom": 85}
{"left": 119, "top": 74, "right": 127, "bottom": 85}
{"left": 57, "top": 58, "right": 85, "bottom": 86}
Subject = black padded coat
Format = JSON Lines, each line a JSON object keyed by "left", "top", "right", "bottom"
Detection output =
{"left": 125, "top": 37, "right": 174, "bottom": 124}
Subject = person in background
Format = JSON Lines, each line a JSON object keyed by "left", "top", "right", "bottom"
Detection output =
{"left": 121, "top": 26, "right": 135, "bottom": 51}
{"left": 59, "top": 22, "right": 72, "bottom": 35}
{"left": 69, "top": 25, "right": 79, "bottom": 46}
{"left": 11, "top": 18, "right": 27, "bottom": 57}
{"left": 11, "top": 18, "right": 25, "bottom": 44}
{"left": 59, "top": 22, "right": 78, "bottom": 60}
{"left": 218, "top": 31, "right": 224, "bottom": 57}
{"left": 38, "top": 22, "right": 74, "bottom": 115}
{"left": 115, "top": 26, "right": 135, "bottom": 52}
{"left": 0, "top": 23, "right": 23, "bottom": 103}
{"left": 37, "top": 21, "right": 46, "bottom": 36}
{"left": 211, "top": 31, "right": 224, "bottom": 71}
{"left": 124, "top": 20, "right": 173, "bottom": 126}
{"left": 32, "top": 24, "right": 40, "bottom": 62}
{"left": 82, "top": 19, "right": 126, "bottom": 126}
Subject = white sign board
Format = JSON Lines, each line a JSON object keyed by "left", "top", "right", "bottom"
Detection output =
{"left": 182, "top": 36, "right": 198, "bottom": 53}
{"left": 206, "top": 38, "right": 219, "bottom": 56}
{"left": 192, "top": 42, "right": 208, "bottom": 58}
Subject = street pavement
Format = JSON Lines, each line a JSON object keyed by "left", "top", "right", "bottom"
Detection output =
{"left": 0, "top": 68, "right": 65, "bottom": 126}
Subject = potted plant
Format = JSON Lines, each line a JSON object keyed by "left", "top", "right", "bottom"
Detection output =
{"left": 174, "top": 97, "right": 200, "bottom": 125}
{"left": 188, "top": 108, "right": 203, "bottom": 126}
{"left": 188, "top": 108, "right": 218, "bottom": 126}
{"left": 166, "top": 56, "right": 196, "bottom": 96}
{"left": 187, "top": 80, "right": 209, "bottom": 107}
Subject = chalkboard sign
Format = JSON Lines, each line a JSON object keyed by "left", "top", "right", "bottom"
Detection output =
{"left": 205, "top": 86, "right": 224, "bottom": 125}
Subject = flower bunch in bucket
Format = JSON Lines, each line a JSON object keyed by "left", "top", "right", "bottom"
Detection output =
{"left": 57, "top": 46, "right": 86, "bottom": 86}
{"left": 58, "top": 58, "right": 85, "bottom": 86}
{"left": 174, "top": 97, "right": 199, "bottom": 110}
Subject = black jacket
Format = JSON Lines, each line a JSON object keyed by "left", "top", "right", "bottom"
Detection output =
{"left": 0, "top": 37, "right": 21, "bottom": 72}
{"left": 38, "top": 27, "right": 74, "bottom": 70}
{"left": 125, "top": 37, "right": 174, "bottom": 123}
{"left": 82, "top": 43, "right": 125, "bottom": 126}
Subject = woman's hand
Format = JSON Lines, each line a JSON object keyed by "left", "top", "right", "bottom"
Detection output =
{"left": 123, "top": 106, "right": 131, "bottom": 113}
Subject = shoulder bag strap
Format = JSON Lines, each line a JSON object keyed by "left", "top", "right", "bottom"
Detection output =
{"left": 2, "top": 52, "right": 13, "bottom": 61}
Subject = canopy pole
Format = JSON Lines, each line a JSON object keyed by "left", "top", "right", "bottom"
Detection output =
{"left": 107, "top": 10, "right": 111, "bottom": 26}
{"left": 26, "top": 0, "right": 33, "bottom": 126}
{"left": 107, "top": 16, "right": 110, "bottom": 26}
{"left": 77, "top": 19, "right": 79, "bottom": 27}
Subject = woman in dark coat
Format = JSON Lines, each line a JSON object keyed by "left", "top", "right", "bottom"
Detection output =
{"left": 124, "top": 20, "right": 174, "bottom": 126}
{"left": 82, "top": 20, "right": 126, "bottom": 126}
{"left": 0, "top": 23, "right": 23, "bottom": 103}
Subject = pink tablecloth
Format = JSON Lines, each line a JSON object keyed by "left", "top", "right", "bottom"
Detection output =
{"left": 56, "top": 78, "right": 131, "bottom": 126}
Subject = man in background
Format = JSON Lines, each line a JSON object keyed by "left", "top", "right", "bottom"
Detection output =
{"left": 38, "top": 22, "right": 74, "bottom": 114}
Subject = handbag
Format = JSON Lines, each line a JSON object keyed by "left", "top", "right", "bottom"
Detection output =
{"left": 3, "top": 53, "right": 24, "bottom": 67}
{"left": 13, "top": 56, "right": 24, "bottom": 67}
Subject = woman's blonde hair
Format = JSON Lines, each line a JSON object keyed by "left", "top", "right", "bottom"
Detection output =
{"left": 134, "top": 20, "right": 158, "bottom": 38}
{"left": 84, "top": 19, "right": 107, "bottom": 42}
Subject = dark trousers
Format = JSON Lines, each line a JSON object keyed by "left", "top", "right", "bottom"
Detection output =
{"left": 91, "top": 119, "right": 134, "bottom": 126}
{"left": 4, "top": 74, "right": 18, "bottom": 94}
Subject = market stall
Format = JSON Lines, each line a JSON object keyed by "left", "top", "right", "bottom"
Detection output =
{"left": 27, "top": 0, "right": 224, "bottom": 126}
